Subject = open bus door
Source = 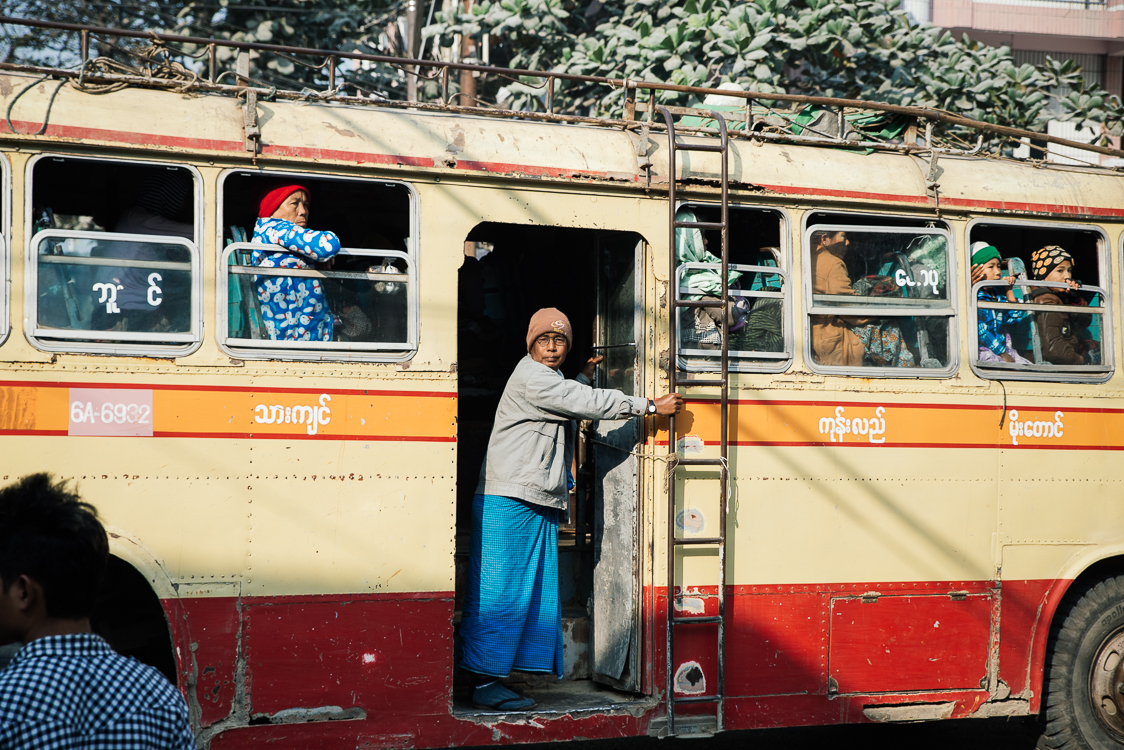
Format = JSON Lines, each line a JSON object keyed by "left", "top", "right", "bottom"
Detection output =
{"left": 589, "top": 235, "right": 645, "bottom": 692}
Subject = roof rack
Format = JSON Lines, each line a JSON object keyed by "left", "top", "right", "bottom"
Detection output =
{"left": 0, "top": 15, "right": 1121, "bottom": 166}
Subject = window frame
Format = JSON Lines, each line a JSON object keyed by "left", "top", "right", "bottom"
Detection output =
{"left": 966, "top": 217, "right": 1113, "bottom": 384}
{"left": 673, "top": 201, "right": 793, "bottom": 375}
{"left": 216, "top": 168, "right": 419, "bottom": 363}
{"left": 0, "top": 151, "right": 10, "bottom": 347}
{"left": 23, "top": 153, "right": 204, "bottom": 357}
{"left": 801, "top": 221, "right": 960, "bottom": 378}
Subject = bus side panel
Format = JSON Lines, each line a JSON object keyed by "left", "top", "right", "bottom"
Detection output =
{"left": 163, "top": 595, "right": 241, "bottom": 727}
{"left": 241, "top": 595, "right": 453, "bottom": 719}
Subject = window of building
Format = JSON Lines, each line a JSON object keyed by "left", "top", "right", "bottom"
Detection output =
{"left": 27, "top": 156, "right": 202, "bottom": 356}
{"left": 803, "top": 220, "right": 957, "bottom": 376}
{"left": 218, "top": 171, "right": 416, "bottom": 362}
{"left": 673, "top": 204, "right": 791, "bottom": 373}
{"left": 968, "top": 220, "right": 1111, "bottom": 382}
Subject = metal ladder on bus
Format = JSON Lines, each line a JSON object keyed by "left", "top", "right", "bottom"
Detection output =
{"left": 656, "top": 105, "right": 731, "bottom": 737}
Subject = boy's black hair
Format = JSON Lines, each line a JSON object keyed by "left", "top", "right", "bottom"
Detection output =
{"left": 0, "top": 473, "right": 108, "bottom": 618}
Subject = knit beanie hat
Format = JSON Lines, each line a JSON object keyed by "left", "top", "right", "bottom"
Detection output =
{"left": 259, "top": 185, "right": 310, "bottom": 218}
{"left": 1031, "top": 245, "right": 1074, "bottom": 280}
{"left": 526, "top": 308, "right": 572, "bottom": 352}
{"left": 970, "top": 241, "right": 1000, "bottom": 267}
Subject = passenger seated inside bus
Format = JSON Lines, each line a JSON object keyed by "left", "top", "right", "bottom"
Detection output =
{"left": 970, "top": 242, "right": 1031, "bottom": 365}
{"left": 809, "top": 230, "right": 915, "bottom": 368}
{"left": 1029, "top": 245, "right": 1098, "bottom": 365}
{"left": 252, "top": 184, "right": 342, "bottom": 341}
{"left": 91, "top": 169, "right": 193, "bottom": 333}
{"left": 673, "top": 204, "right": 787, "bottom": 368}
{"left": 30, "top": 158, "right": 197, "bottom": 341}
{"left": 223, "top": 172, "right": 412, "bottom": 348}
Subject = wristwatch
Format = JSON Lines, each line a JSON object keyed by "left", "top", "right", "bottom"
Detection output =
{"left": 647, "top": 399, "right": 657, "bottom": 415}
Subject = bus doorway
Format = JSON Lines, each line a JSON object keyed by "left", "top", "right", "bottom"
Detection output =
{"left": 454, "top": 222, "right": 648, "bottom": 712}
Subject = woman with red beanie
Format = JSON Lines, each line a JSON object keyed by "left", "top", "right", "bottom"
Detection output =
{"left": 252, "top": 185, "right": 341, "bottom": 341}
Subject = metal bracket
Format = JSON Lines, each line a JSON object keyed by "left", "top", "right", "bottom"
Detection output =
{"left": 237, "top": 52, "right": 260, "bottom": 154}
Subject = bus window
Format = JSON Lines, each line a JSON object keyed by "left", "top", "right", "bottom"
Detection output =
{"left": 27, "top": 156, "right": 202, "bottom": 356}
{"left": 218, "top": 171, "right": 416, "bottom": 361}
{"left": 804, "top": 224, "right": 956, "bottom": 376}
{"left": 968, "top": 221, "right": 1112, "bottom": 382}
{"left": 0, "top": 152, "right": 10, "bottom": 347}
{"left": 674, "top": 204, "right": 791, "bottom": 373}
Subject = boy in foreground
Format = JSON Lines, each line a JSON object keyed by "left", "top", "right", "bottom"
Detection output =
{"left": 0, "top": 473, "right": 195, "bottom": 749}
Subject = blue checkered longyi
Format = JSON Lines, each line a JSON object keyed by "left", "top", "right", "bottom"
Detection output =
{"left": 459, "top": 493, "right": 563, "bottom": 678}
{"left": 0, "top": 633, "right": 196, "bottom": 750}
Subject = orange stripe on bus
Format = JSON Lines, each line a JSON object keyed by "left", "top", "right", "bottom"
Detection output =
{"left": 657, "top": 399, "right": 1124, "bottom": 450}
{"left": 0, "top": 384, "right": 456, "bottom": 441}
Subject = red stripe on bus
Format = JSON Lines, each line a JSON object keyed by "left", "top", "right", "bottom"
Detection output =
{"left": 455, "top": 159, "right": 618, "bottom": 180}
{"left": 11, "top": 119, "right": 1123, "bottom": 217}
{"left": 0, "top": 379, "right": 455, "bottom": 399}
{"left": 241, "top": 590, "right": 454, "bottom": 605}
{"left": 725, "top": 441, "right": 1124, "bottom": 450}
{"left": 753, "top": 182, "right": 1124, "bottom": 217}
{"left": 154, "top": 431, "right": 457, "bottom": 442}
{"left": 0, "top": 429, "right": 456, "bottom": 442}
{"left": 688, "top": 397, "right": 1124, "bottom": 416}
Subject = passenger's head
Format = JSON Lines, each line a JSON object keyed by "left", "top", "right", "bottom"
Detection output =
{"left": 138, "top": 169, "right": 192, "bottom": 220}
{"left": 971, "top": 242, "right": 1002, "bottom": 281}
{"left": 527, "top": 308, "right": 572, "bottom": 370}
{"left": 260, "top": 185, "right": 311, "bottom": 228}
{"left": 1031, "top": 245, "right": 1074, "bottom": 285}
{"left": 812, "top": 230, "right": 849, "bottom": 255}
{"left": 0, "top": 473, "right": 108, "bottom": 643}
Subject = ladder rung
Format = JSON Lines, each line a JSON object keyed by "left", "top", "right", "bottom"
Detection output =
{"left": 674, "top": 457, "right": 726, "bottom": 467}
{"left": 675, "top": 143, "right": 725, "bottom": 153}
{"left": 671, "top": 616, "right": 723, "bottom": 625}
{"left": 678, "top": 379, "right": 725, "bottom": 388}
{"left": 670, "top": 695, "right": 721, "bottom": 705}
{"left": 673, "top": 299, "right": 726, "bottom": 309}
{"left": 674, "top": 221, "right": 726, "bottom": 231}
{"left": 673, "top": 536, "right": 724, "bottom": 545}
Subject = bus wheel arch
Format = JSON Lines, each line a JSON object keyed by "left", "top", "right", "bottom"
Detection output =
{"left": 96, "top": 530, "right": 181, "bottom": 687}
{"left": 1040, "top": 563, "right": 1124, "bottom": 750}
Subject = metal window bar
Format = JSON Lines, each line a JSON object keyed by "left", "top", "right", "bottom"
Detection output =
{"left": 658, "top": 104, "right": 730, "bottom": 737}
{"left": 29, "top": 229, "right": 202, "bottom": 350}
{"left": 219, "top": 243, "right": 415, "bottom": 354}
{"left": 676, "top": 262, "right": 788, "bottom": 360}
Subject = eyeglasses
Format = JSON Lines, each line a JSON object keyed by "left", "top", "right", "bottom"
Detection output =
{"left": 536, "top": 334, "right": 568, "bottom": 347}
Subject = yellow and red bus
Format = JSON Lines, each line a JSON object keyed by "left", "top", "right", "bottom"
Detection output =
{"left": 1, "top": 18, "right": 1124, "bottom": 750}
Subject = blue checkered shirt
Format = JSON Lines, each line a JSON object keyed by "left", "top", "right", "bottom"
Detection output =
{"left": 0, "top": 633, "right": 195, "bottom": 750}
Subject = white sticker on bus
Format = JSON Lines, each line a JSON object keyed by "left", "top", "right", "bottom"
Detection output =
{"left": 1007, "top": 410, "right": 1064, "bottom": 446}
{"left": 818, "top": 406, "right": 887, "bottom": 444}
{"left": 253, "top": 393, "right": 332, "bottom": 436}
{"left": 68, "top": 388, "right": 154, "bottom": 437}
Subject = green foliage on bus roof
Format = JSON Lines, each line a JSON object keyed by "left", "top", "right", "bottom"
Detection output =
{"left": 424, "top": 0, "right": 1124, "bottom": 148}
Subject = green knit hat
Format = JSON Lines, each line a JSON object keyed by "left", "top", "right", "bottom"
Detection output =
{"left": 971, "top": 241, "right": 1000, "bottom": 266}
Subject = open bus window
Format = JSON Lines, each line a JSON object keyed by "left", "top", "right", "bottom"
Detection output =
{"left": 27, "top": 156, "right": 202, "bottom": 356}
{"left": 968, "top": 222, "right": 1112, "bottom": 382}
{"left": 674, "top": 204, "right": 791, "bottom": 373}
{"left": 804, "top": 225, "right": 956, "bottom": 376}
{"left": 218, "top": 172, "right": 416, "bottom": 361}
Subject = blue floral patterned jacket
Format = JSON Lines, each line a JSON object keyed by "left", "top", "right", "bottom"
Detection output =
{"left": 252, "top": 218, "right": 341, "bottom": 341}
